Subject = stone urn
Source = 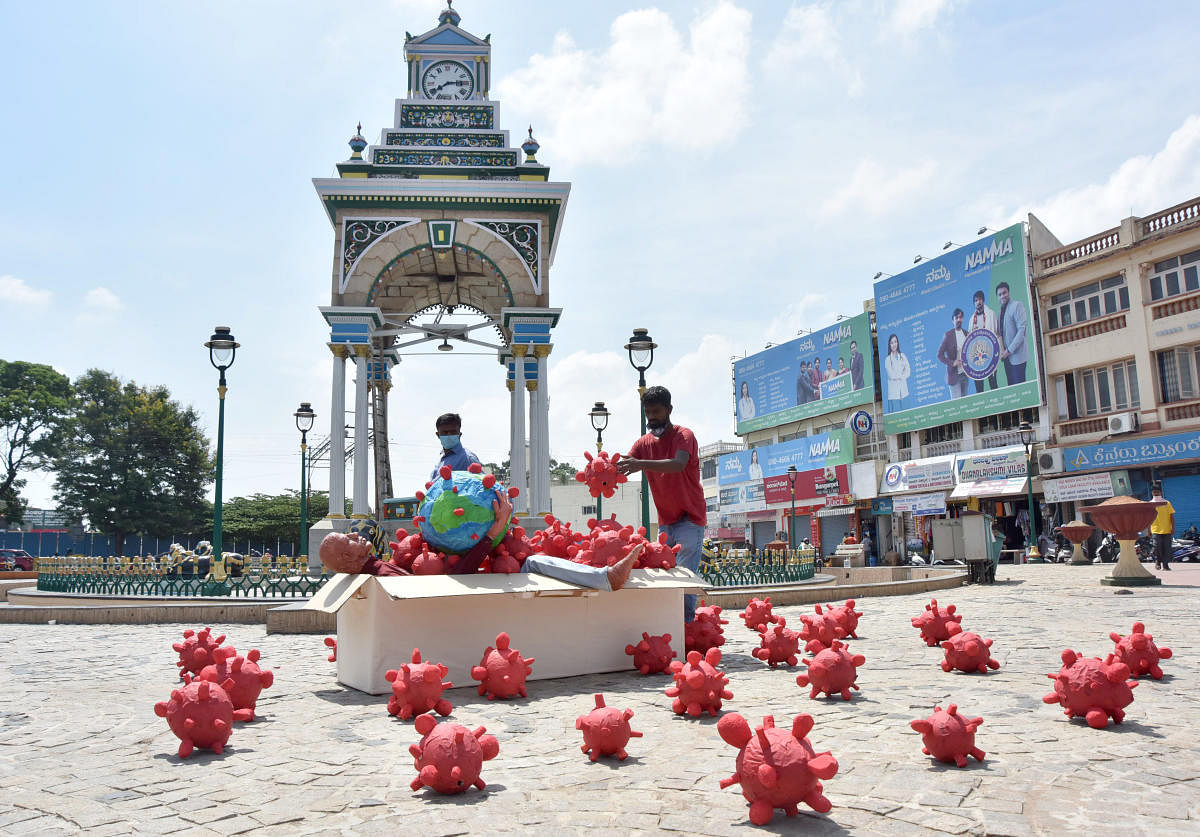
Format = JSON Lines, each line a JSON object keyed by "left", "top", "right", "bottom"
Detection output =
{"left": 1057, "top": 519, "right": 1095, "bottom": 566}
{"left": 1079, "top": 496, "right": 1164, "bottom": 586}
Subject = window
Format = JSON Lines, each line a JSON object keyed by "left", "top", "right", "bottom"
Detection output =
{"left": 701, "top": 458, "right": 718, "bottom": 480}
{"left": 977, "top": 408, "right": 1039, "bottom": 435}
{"left": 1148, "top": 249, "right": 1200, "bottom": 301}
{"left": 920, "top": 422, "right": 963, "bottom": 446}
{"left": 581, "top": 505, "right": 596, "bottom": 516}
{"left": 1156, "top": 344, "right": 1200, "bottom": 403}
{"left": 854, "top": 419, "right": 886, "bottom": 460}
{"left": 1056, "top": 359, "right": 1139, "bottom": 418}
{"left": 1046, "top": 275, "right": 1129, "bottom": 330}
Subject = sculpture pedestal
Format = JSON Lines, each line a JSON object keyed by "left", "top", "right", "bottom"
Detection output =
{"left": 1058, "top": 520, "right": 1095, "bottom": 566}
{"left": 1081, "top": 497, "right": 1164, "bottom": 588}
{"left": 1099, "top": 540, "right": 1162, "bottom": 586}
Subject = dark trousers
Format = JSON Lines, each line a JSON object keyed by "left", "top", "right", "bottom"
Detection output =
{"left": 1003, "top": 359, "right": 1027, "bottom": 385}
{"left": 1155, "top": 533, "right": 1173, "bottom": 568}
{"left": 974, "top": 373, "right": 997, "bottom": 393}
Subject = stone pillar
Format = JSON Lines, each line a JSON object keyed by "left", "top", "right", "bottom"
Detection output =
{"left": 510, "top": 344, "right": 528, "bottom": 514}
{"left": 527, "top": 378, "right": 541, "bottom": 514}
{"left": 352, "top": 345, "right": 370, "bottom": 517}
{"left": 534, "top": 344, "right": 553, "bottom": 515}
{"left": 328, "top": 344, "right": 348, "bottom": 518}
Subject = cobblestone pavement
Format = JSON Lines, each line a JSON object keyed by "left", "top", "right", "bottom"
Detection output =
{"left": 1, "top": 563, "right": 1197, "bottom": 836}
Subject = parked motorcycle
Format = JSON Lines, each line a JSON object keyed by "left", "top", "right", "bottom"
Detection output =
{"left": 1093, "top": 532, "right": 1120, "bottom": 563}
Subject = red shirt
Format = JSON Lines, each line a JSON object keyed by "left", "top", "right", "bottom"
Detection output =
{"left": 629, "top": 425, "right": 707, "bottom": 527}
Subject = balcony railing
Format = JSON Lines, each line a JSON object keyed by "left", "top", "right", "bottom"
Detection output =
{"left": 1151, "top": 291, "right": 1200, "bottom": 321}
{"left": 922, "top": 440, "right": 963, "bottom": 457}
{"left": 1164, "top": 399, "right": 1200, "bottom": 422}
{"left": 1057, "top": 417, "right": 1109, "bottom": 437}
{"left": 1141, "top": 196, "right": 1200, "bottom": 236}
{"left": 976, "top": 430, "right": 1024, "bottom": 449}
{"left": 1045, "top": 313, "right": 1127, "bottom": 346}
{"left": 1040, "top": 228, "right": 1121, "bottom": 270}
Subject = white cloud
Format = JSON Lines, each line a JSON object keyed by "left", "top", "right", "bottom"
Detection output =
{"left": 0, "top": 275, "right": 52, "bottom": 307}
{"left": 765, "top": 4, "right": 864, "bottom": 97}
{"left": 1007, "top": 114, "right": 1200, "bottom": 243}
{"left": 84, "top": 287, "right": 123, "bottom": 312}
{"left": 885, "top": 0, "right": 956, "bottom": 37}
{"left": 495, "top": 2, "right": 753, "bottom": 165}
{"left": 821, "top": 157, "right": 937, "bottom": 217}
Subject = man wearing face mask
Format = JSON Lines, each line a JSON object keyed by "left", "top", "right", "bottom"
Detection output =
{"left": 617, "top": 386, "right": 706, "bottom": 622}
{"left": 429, "top": 413, "right": 482, "bottom": 481}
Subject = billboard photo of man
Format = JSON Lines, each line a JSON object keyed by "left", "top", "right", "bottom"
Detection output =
{"left": 937, "top": 307, "right": 970, "bottom": 398}
{"left": 996, "top": 281, "right": 1028, "bottom": 385}
{"left": 967, "top": 289, "right": 999, "bottom": 392}
{"left": 850, "top": 340, "right": 865, "bottom": 390}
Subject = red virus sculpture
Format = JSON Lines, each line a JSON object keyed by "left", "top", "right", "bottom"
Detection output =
{"left": 823, "top": 599, "right": 863, "bottom": 639}
{"left": 752, "top": 617, "right": 802, "bottom": 668}
{"left": 385, "top": 649, "right": 454, "bottom": 720}
{"left": 940, "top": 631, "right": 1001, "bottom": 674}
{"left": 635, "top": 531, "right": 680, "bottom": 569}
{"left": 1043, "top": 649, "right": 1138, "bottom": 729}
{"left": 717, "top": 713, "right": 839, "bottom": 825}
{"left": 576, "top": 450, "right": 629, "bottom": 498}
{"left": 685, "top": 601, "right": 729, "bottom": 655}
{"left": 410, "top": 544, "right": 447, "bottom": 575}
{"left": 796, "top": 640, "right": 865, "bottom": 701}
{"left": 154, "top": 675, "right": 236, "bottom": 758}
{"left": 324, "top": 636, "right": 337, "bottom": 662}
{"left": 739, "top": 597, "right": 780, "bottom": 631}
{"left": 173, "top": 627, "right": 226, "bottom": 678}
{"left": 471, "top": 632, "right": 535, "bottom": 700}
{"left": 910, "top": 704, "right": 985, "bottom": 767}
{"left": 574, "top": 525, "right": 635, "bottom": 568}
{"left": 408, "top": 713, "right": 499, "bottom": 794}
{"left": 587, "top": 513, "right": 624, "bottom": 532}
{"left": 529, "top": 514, "right": 583, "bottom": 558}
{"left": 1109, "top": 621, "right": 1173, "bottom": 680}
{"left": 797, "top": 606, "right": 847, "bottom": 650}
{"left": 576, "top": 694, "right": 643, "bottom": 762}
{"left": 625, "top": 631, "right": 677, "bottom": 675}
{"left": 199, "top": 646, "right": 275, "bottom": 721}
{"left": 665, "top": 648, "right": 733, "bottom": 717}
{"left": 911, "top": 599, "right": 963, "bottom": 646}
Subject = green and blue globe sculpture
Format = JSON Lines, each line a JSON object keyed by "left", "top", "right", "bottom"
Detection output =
{"left": 416, "top": 463, "right": 515, "bottom": 554}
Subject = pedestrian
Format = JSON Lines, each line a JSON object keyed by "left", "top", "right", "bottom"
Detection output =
{"left": 429, "top": 412, "right": 482, "bottom": 480}
{"left": 617, "top": 385, "right": 707, "bottom": 622}
{"left": 1151, "top": 483, "right": 1174, "bottom": 570}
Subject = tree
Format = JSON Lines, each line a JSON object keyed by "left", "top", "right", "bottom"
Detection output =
{"left": 482, "top": 459, "right": 510, "bottom": 483}
{"left": 52, "top": 370, "right": 212, "bottom": 555}
{"left": 218, "top": 490, "right": 338, "bottom": 546}
{"left": 549, "top": 457, "right": 579, "bottom": 485}
{"left": 0, "top": 360, "right": 72, "bottom": 524}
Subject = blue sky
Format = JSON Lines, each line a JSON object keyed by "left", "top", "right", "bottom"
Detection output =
{"left": 4, "top": 0, "right": 1200, "bottom": 511}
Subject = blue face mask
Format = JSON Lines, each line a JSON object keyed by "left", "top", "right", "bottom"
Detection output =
{"left": 439, "top": 434, "right": 461, "bottom": 449}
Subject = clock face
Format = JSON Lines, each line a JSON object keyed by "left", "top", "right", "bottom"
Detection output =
{"left": 421, "top": 60, "right": 475, "bottom": 100}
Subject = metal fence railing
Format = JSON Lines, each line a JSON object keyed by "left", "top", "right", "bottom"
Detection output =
{"left": 36, "top": 554, "right": 324, "bottom": 598}
{"left": 2, "top": 531, "right": 299, "bottom": 559}
{"left": 700, "top": 548, "right": 817, "bottom": 588}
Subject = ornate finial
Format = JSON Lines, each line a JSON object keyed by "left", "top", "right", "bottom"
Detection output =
{"left": 438, "top": 0, "right": 461, "bottom": 27}
{"left": 521, "top": 126, "right": 540, "bottom": 164}
{"left": 349, "top": 123, "right": 367, "bottom": 160}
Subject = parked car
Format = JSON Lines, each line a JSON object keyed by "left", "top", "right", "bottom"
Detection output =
{"left": 0, "top": 548, "right": 35, "bottom": 571}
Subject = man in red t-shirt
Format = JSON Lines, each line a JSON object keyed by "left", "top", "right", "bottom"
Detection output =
{"left": 618, "top": 385, "right": 707, "bottom": 622}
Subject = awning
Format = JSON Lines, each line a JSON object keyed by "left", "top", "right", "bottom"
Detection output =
{"left": 816, "top": 505, "right": 855, "bottom": 518}
{"left": 950, "top": 477, "right": 1029, "bottom": 500}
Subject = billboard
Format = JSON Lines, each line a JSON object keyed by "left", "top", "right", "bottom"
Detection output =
{"left": 872, "top": 223, "right": 1040, "bottom": 434}
{"left": 718, "top": 429, "right": 854, "bottom": 486}
{"left": 733, "top": 313, "right": 875, "bottom": 434}
{"left": 762, "top": 465, "right": 849, "bottom": 503}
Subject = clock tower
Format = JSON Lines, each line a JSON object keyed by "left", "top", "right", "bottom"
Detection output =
{"left": 310, "top": 2, "right": 569, "bottom": 558}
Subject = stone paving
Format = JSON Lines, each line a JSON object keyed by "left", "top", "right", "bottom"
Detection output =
{"left": 0, "top": 563, "right": 1197, "bottom": 836}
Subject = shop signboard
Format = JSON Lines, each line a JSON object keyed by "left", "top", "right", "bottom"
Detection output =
{"left": 891, "top": 492, "right": 948, "bottom": 516}
{"left": 1042, "top": 472, "right": 1115, "bottom": 503}
{"left": 880, "top": 455, "right": 956, "bottom": 494}
{"left": 1063, "top": 429, "right": 1200, "bottom": 473}
{"left": 956, "top": 447, "right": 1027, "bottom": 481}
{"left": 733, "top": 314, "right": 875, "bottom": 434}
{"left": 762, "top": 465, "right": 849, "bottom": 504}
{"left": 873, "top": 223, "right": 1040, "bottom": 434}
{"left": 872, "top": 497, "right": 893, "bottom": 515}
{"left": 718, "top": 429, "right": 853, "bottom": 486}
{"left": 718, "top": 482, "right": 765, "bottom": 514}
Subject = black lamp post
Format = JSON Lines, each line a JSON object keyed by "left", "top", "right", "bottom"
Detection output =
{"left": 624, "top": 328, "right": 657, "bottom": 532}
{"left": 294, "top": 401, "right": 316, "bottom": 560}
{"left": 204, "top": 326, "right": 239, "bottom": 594}
{"left": 588, "top": 401, "right": 610, "bottom": 519}
{"left": 1019, "top": 420, "right": 1043, "bottom": 563}
{"left": 786, "top": 464, "right": 798, "bottom": 549}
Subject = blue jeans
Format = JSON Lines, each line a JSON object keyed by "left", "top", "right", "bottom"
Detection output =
{"left": 662, "top": 519, "right": 704, "bottom": 622}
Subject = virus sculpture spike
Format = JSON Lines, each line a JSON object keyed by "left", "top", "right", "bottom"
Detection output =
{"left": 717, "top": 713, "right": 839, "bottom": 825}
{"left": 665, "top": 648, "right": 733, "bottom": 717}
{"left": 408, "top": 713, "right": 499, "bottom": 794}
{"left": 625, "top": 631, "right": 677, "bottom": 675}
{"left": 911, "top": 599, "right": 963, "bottom": 646}
{"left": 154, "top": 675, "right": 236, "bottom": 758}
{"left": 1043, "top": 649, "right": 1138, "bottom": 729}
{"left": 576, "top": 694, "right": 643, "bottom": 762}
{"left": 940, "top": 631, "right": 1001, "bottom": 674}
{"left": 385, "top": 648, "right": 454, "bottom": 720}
{"left": 752, "top": 617, "right": 802, "bottom": 668}
{"left": 575, "top": 450, "right": 629, "bottom": 498}
{"left": 1109, "top": 622, "right": 1173, "bottom": 679}
{"left": 173, "top": 627, "right": 227, "bottom": 678}
{"left": 199, "top": 646, "right": 274, "bottom": 722}
{"left": 635, "top": 531, "right": 680, "bottom": 569}
{"left": 471, "top": 632, "right": 535, "bottom": 700}
{"left": 740, "top": 597, "right": 780, "bottom": 631}
{"left": 324, "top": 637, "right": 337, "bottom": 662}
{"left": 910, "top": 704, "right": 985, "bottom": 767}
{"left": 796, "top": 640, "right": 865, "bottom": 700}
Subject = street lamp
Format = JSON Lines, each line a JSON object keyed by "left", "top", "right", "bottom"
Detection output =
{"left": 204, "top": 326, "right": 239, "bottom": 594}
{"left": 786, "top": 465, "right": 798, "bottom": 550}
{"left": 294, "top": 401, "right": 316, "bottom": 560}
{"left": 624, "top": 328, "right": 657, "bottom": 532}
{"left": 1019, "top": 420, "right": 1042, "bottom": 563}
{"left": 588, "top": 401, "right": 610, "bottom": 519}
